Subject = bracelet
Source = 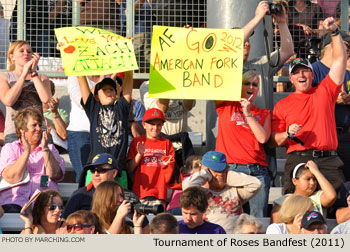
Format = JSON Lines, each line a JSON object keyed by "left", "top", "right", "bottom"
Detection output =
{"left": 52, "top": 114, "right": 60, "bottom": 119}
{"left": 244, "top": 114, "right": 253, "bottom": 117}
{"left": 31, "top": 71, "right": 39, "bottom": 78}
{"left": 42, "top": 148, "right": 49, "bottom": 152}
{"left": 24, "top": 227, "right": 32, "bottom": 230}
{"left": 331, "top": 27, "right": 340, "bottom": 36}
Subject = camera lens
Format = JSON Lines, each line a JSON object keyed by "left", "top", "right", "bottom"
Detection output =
{"left": 135, "top": 203, "right": 164, "bottom": 215}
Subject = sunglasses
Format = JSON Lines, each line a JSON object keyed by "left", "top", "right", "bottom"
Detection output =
{"left": 90, "top": 167, "right": 114, "bottom": 174}
{"left": 66, "top": 224, "right": 92, "bottom": 232}
{"left": 243, "top": 82, "right": 259, "bottom": 88}
{"left": 48, "top": 203, "right": 64, "bottom": 211}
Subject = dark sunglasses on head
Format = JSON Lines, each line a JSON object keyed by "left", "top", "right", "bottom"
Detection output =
{"left": 66, "top": 224, "right": 92, "bottom": 232}
{"left": 48, "top": 203, "right": 64, "bottom": 211}
{"left": 89, "top": 167, "right": 114, "bottom": 174}
{"left": 243, "top": 82, "right": 259, "bottom": 88}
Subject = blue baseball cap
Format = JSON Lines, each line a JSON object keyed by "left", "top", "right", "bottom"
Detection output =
{"left": 84, "top": 153, "right": 120, "bottom": 177}
{"left": 201, "top": 151, "right": 227, "bottom": 172}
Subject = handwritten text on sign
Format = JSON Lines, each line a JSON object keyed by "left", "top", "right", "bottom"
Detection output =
{"left": 149, "top": 26, "right": 244, "bottom": 101}
{"left": 54, "top": 26, "right": 139, "bottom": 76}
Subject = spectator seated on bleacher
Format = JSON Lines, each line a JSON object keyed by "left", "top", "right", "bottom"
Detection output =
{"left": 334, "top": 181, "right": 350, "bottom": 224}
{"left": 150, "top": 212, "right": 179, "bottom": 234}
{"left": 231, "top": 213, "right": 263, "bottom": 234}
{"left": 300, "top": 210, "right": 328, "bottom": 234}
{"left": 20, "top": 189, "right": 66, "bottom": 234}
{"left": 178, "top": 186, "right": 226, "bottom": 234}
{"left": 182, "top": 151, "right": 261, "bottom": 233}
{"left": 270, "top": 161, "right": 336, "bottom": 222}
{"left": 0, "top": 108, "right": 64, "bottom": 213}
{"left": 65, "top": 210, "right": 102, "bottom": 234}
{"left": 62, "top": 153, "right": 120, "bottom": 219}
{"left": 166, "top": 155, "right": 202, "bottom": 215}
{"left": 91, "top": 180, "right": 145, "bottom": 234}
{"left": 331, "top": 220, "right": 350, "bottom": 234}
{"left": 266, "top": 194, "right": 313, "bottom": 234}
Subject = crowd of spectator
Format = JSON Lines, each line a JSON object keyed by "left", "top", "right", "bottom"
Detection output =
{"left": 0, "top": 0, "right": 350, "bottom": 235}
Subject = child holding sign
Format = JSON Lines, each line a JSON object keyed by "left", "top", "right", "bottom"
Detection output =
{"left": 127, "top": 108, "right": 175, "bottom": 207}
{"left": 77, "top": 71, "right": 133, "bottom": 184}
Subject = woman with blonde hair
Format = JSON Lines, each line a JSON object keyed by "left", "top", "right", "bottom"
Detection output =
{"left": 20, "top": 189, "right": 65, "bottom": 234}
{"left": 215, "top": 70, "right": 271, "bottom": 217}
{"left": 0, "top": 40, "right": 51, "bottom": 143}
{"left": 266, "top": 194, "right": 313, "bottom": 234}
{"left": 91, "top": 181, "right": 145, "bottom": 234}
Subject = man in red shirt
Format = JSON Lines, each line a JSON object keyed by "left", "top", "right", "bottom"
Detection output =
{"left": 269, "top": 17, "right": 346, "bottom": 194}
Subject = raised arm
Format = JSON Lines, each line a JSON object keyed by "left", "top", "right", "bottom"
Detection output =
{"left": 274, "top": 5, "right": 294, "bottom": 66}
{"left": 242, "top": 1, "right": 269, "bottom": 42}
{"left": 325, "top": 17, "right": 346, "bottom": 85}
{"left": 182, "top": 169, "right": 212, "bottom": 190}
{"left": 240, "top": 98, "right": 271, "bottom": 144}
{"left": 77, "top": 76, "right": 92, "bottom": 105}
{"left": 41, "top": 129, "right": 64, "bottom": 180}
{"left": 122, "top": 71, "right": 133, "bottom": 103}
{"left": 306, "top": 160, "right": 336, "bottom": 208}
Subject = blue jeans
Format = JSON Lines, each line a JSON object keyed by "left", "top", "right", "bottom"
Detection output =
{"left": 67, "top": 131, "right": 91, "bottom": 183}
{"left": 228, "top": 163, "right": 271, "bottom": 217}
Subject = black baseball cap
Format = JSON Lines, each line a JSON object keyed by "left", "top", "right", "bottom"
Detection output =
{"left": 301, "top": 211, "right": 326, "bottom": 229}
{"left": 93, "top": 78, "right": 117, "bottom": 96}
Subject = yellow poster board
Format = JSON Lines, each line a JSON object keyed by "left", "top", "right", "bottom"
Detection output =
{"left": 54, "top": 26, "right": 139, "bottom": 76}
{"left": 149, "top": 26, "right": 244, "bottom": 101}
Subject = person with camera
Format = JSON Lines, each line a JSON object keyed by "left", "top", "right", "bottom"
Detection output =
{"left": 91, "top": 180, "right": 145, "bottom": 234}
{"left": 269, "top": 17, "right": 346, "bottom": 195}
{"left": 62, "top": 153, "right": 150, "bottom": 232}
{"left": 242, "top": 0, "right": 294, "bottom": 111}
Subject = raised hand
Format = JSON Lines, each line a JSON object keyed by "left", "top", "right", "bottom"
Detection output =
{"left": 137, "top": 141, "right": 145, "bottom": 155}
{"left": 20, "top": 130, "right": 31, "bottom": 153}
{"left": 30, "top": 53, "right": 40, "bottom": 72}
{"left": 41, "top": 127, "right": 51, "bottom": 150}
{"left": 305, "top": 160, "right": 320, "bottom": 175}
{"left": 323, "top": 17, "right": 338, "bottom": 32}
{"left": 240, "top": 98, "right": 252, "bottom": 117}
{"left": 116, "top": 200, "right": 131, "bottom": 219}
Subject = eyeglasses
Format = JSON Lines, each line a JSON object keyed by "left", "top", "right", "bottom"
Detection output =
{"left": 48, "top": 203, "right": 64, "bottom": 211}
{"left": 90, "top": 166, "right": 114, "bottom": 174}
{"left": 243, "top": 82, "right": 259, "bottom": 88}
{"left": 66, "top": 224, "right": 92, "bottom": 232}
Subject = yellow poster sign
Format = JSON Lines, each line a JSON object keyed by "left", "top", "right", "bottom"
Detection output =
{"left": 149, "top": 26, "right": 244, "bottom": 101}
{"left": 54, "top": 26, "right": 139, "bottom": 76}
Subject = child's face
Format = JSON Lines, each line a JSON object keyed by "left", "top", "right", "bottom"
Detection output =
{"left": 294, "top": 169, "right": 317, "bottom": 195}
{"left": 143, "top": 119, "right": 163, "bottom": 139}
{"left": 181, "top": 206, "right": 205, "bottom": 229}
{"left": 97, "top": 84, "right": 117, "bottom": 105}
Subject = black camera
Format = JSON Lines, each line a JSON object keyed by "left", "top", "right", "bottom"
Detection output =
{"left": 268, "top": 2, "right": 283, "bottom": 15}
{"left": 124, "top": 191, "right": 164, "bottom": 215}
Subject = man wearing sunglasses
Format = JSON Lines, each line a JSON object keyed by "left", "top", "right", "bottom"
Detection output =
{"left": 61, "top": 153, "right": 119, "bottom": 219}
{"left": 182, "top": 151, "right": 261, "bottom": 233}
{"left": 269, "top": 17, "right": 346, "bottom": 198}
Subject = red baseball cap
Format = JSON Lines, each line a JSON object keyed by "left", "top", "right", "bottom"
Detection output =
{"left": 143, "top": 108, "right": 165, "bottom": 123}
